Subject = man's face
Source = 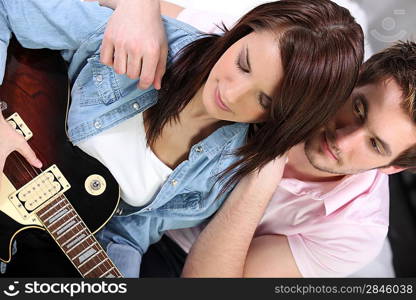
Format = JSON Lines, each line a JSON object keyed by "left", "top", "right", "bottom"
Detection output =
{"left": 303, "top": 78, "right": 416, "bottom": 176}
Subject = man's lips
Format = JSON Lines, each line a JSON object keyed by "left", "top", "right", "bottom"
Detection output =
{"left": 322, "top": 131, "right": 339, "bottom": 161}
{"left": 215, "top": 86, "right": 232, "bottom": 112}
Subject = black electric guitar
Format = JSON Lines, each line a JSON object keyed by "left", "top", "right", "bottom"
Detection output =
{"left": 0, "top": 40, "right": 122, "bottom": 278}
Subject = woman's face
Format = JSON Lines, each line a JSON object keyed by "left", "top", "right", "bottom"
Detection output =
{"left": 202, "top": 31, "right": 283, "bottom": 123}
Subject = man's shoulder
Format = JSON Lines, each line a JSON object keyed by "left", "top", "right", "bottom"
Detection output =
{"left": 327, "top": 170, "right": 389, "bottom": 225}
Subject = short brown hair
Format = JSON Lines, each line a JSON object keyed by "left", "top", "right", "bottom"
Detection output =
{"left": 357, "top": 41, "right": 416, "bottom": 170}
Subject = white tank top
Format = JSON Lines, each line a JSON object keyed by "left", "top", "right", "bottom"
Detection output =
{"left": 77, "top": 113, "right": 172, "bottom": 207}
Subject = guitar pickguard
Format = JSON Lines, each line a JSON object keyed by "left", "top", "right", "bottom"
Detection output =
{"left": 0, "top": 173, "right": 42, "bottom": 227}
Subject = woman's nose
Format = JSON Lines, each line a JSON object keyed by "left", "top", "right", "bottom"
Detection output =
{"left": 224, "top": 80, "right": 252, "bottom": 104}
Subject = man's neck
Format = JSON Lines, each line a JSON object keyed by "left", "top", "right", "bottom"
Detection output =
{"left": 285, "top": 144, "right": 345, "bottom": 182}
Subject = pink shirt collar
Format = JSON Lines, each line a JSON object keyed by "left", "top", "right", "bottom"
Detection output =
{"left": 280, "top": 169, "right": 385, "bottom": 215}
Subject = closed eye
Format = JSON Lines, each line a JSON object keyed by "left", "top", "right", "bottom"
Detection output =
{"left": 235, "top": 48, "right": 250, "bottom": 73}
{"left": 236, "top": 46, "right": 272, "bottom": 110}
{"left": 258, "top": 93, "right": 272, "bottom": 109}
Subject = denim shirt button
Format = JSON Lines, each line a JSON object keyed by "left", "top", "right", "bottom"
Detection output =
{"left": 116, "top": 207, "right": 123, "bottom": 215}
{"left": 195, "top": 146, "right": 203, "bottom": 153}
{"left": 95, "top": 74, "right": 103, "bottom": 82}
{"left": 132, "top": 102, "right": 140, "bottom": 111}
{"left": 94, "top": 120, "right": 102, "bottom": 129}
{"left": 170, "top": 179, "right": 178, "bottom": 186}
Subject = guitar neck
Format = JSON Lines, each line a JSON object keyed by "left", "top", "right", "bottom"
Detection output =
{"left": 36, "top": 195, "right": 123, "bottom": 278}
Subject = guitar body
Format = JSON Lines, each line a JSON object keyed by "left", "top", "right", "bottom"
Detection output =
{"left": 0, "top": 40, "right": 120, "bottom": 277}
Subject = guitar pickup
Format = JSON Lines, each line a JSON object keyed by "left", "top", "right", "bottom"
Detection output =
{"left": 6, "top": 112, "right": 33, "bottom": 141}
{"left": 8, "top": 165, "right": 71, "bottom": 220}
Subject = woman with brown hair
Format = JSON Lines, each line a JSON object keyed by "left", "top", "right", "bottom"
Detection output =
{"left": 0, "top": 0, "right": 363, "bottom": 277}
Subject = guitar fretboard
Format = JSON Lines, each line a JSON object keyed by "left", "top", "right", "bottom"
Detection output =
{"left": 36, "top": 195, "right": 123, "bottom": 278}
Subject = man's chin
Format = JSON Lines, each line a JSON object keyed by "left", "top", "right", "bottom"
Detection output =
{"left": 304, "top": 147, "right": 347, "bottom": 176}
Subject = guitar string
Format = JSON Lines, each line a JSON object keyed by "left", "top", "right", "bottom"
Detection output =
{"left": 10, "top": 152, "right": 56, "bottom": 209}
{"left": 10, "top": 152, "right": 36, "bottom": 181}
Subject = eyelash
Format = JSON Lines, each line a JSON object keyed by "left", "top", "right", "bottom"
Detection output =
{"left": 370, "top": 139, "right": 381, "bottom": 154}
{"left": 235, "top": 55, "right": 249, "bottom": 73}
{"left": 353, "top": 99, "right": 364, "bottom": 121}
{"left": 235, "top": 54, "right": 270, "bottom": 109}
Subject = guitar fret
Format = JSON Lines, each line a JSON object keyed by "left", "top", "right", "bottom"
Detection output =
{"left": 79, "top": 249, "right": 110, "bottom": 275}
{"left": 66, "top": 234, "right": 93, "bottom": 255}
{"left": 72, "top": 241, "right": 98, "bottom": 261}
{"left": 55, "top": 221, "right": 81, "bottom": 238}
{"left": 52, "top": 215, "right": 78, "bottom": 235}
{"left": 62, "top": 229, "right": 88, "bottom": 249}
{"left": 56, "top": 222, "right": 84, "bottom": 243}
{"left": 83, "top": 258, "right": 109, "bottom": 277}
{"left": 99, "top": 267, "right": 116, "bottom": 278}
{"left": 38, "top": 197, "right": 65, "bottom": 218}
{"left": 44, "top": 205, "right": 70, "bottom": 225}
{"left": 47, "top": 211, "right": 76, "bottom": 234}
{"left": 77, "top": 249, "right": 102, "bottom": 269}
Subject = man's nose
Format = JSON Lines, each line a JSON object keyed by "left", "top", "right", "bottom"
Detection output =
{"left": 335, "top": 125, "right": 366, "bottom": 150}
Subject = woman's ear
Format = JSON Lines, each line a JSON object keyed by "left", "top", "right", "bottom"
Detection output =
{"left": 379, "top": 165, "right": 408, "bottom": 175}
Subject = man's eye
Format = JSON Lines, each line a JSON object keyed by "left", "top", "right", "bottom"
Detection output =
{"left": 353, "top": 99, "right": 364, "bottom": 120}
{"left": 370, "top": 138, "right": 381, "bottom": 154}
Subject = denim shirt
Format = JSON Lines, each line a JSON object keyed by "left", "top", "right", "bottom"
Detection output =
{"left": 0, "top": 0, "right": 249, "bottom": 277}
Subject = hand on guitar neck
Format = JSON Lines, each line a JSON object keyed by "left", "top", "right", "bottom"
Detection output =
{"left": 0, "top": 109, "right": 42, "bottom": 186}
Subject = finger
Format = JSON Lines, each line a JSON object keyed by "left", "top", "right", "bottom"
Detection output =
{"left": 0, "top": 155, "right": 5, "bottom": 174}
{"left": 153, "top": 48, "right": 168, "bottom": 90}
{"left": 0, "top": 108, "right": 5, "bottom": 121}
{"left": 113, "top": 48, "right": 127, "bottom": 74}
{"left": 16, "top": 142, "right": 42, "bottom": 168}
{"left": 126, "top": 52, "right": 142, "bottom": 79}
{"left": 100, "top": 40, "right": 115, "bottom": 67}
{"left": 0, "top": 156, "right": 5, "bottom": 188}
{"left": 138, "top": 53, "right": 158, "bottom": 90}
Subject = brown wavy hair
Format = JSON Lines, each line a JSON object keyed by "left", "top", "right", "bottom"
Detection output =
{"left": 145, "top": 0, "right": 364, "bottom": 189}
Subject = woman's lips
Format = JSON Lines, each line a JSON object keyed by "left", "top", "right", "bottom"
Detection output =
{"left": 215, "top": 86, "right": 232, "bottom": 112}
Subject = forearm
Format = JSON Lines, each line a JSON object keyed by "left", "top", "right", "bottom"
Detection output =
{"left": 182, "top": 158, "right": 286, "bottom": 277}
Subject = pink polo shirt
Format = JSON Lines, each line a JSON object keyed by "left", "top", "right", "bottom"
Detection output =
{"left": 167, "top": 169, "right": 389, "bottom": 277}
{"left": 167, "top": 8, "right": 390, "bottom": 278}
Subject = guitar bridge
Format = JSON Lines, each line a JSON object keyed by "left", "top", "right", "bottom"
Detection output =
{"left": 6, "top": 112, "right": 33, "bottom": 141}
{"left": 8, "top": 165, "right": 71, "bottom": 220}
